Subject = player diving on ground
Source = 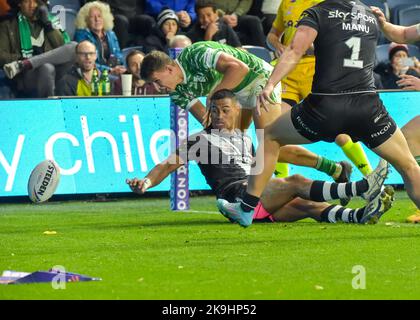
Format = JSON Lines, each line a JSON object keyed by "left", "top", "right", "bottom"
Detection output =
{"left": 127, "top": 90, "right": 394, "bottom": 224}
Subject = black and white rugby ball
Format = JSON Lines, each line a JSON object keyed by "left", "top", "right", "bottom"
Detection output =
{"left": 27, "top": 160, "right": 61, "bottom": 203}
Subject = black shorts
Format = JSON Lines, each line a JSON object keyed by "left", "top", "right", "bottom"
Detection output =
{"left": 290, "top": 93, "right": 397, "bottom": 149}
{"left": 217, "top": 180, "right": 247, "bottom": 203}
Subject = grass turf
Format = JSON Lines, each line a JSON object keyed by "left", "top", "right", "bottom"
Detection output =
{"left": 0, "top": 191, "right": 419, "bottom": 300}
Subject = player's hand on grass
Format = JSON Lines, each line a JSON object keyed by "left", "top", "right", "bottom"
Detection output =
{"left": 397, "top": 74, "right": 420, "bottom": 91}
{"left": 370, "top": 6, "right": 387, "bottom": 27}
{"left": 126, "top": 178, "right": 151, "bottom": 194}
{"left": 256, "top": 83, "right": 275, "bottom": 116}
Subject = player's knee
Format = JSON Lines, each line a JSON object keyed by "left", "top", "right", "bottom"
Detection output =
{"left": 335, "top": 134, "right": 351, "bottom": 146}
{"left": 285, "top": 174, "right": 307, "bottom": 186}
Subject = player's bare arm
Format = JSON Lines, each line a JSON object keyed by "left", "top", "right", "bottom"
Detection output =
{"left": 258, "top": 26, "right": 317, "bottom": 110}
{"left": 371, "top": 6, "right": 420, "bottom": 43}
{"left": 127, "top": 153, "right": 184, "bottom": 194}
{"left": 267, "top": 27, "right": 286, "bottom": 57}
{"left": 211, "top": 53, "right": 250, "bottom": 94}
{"left": 189, "top": 101, "right": 207, "bottom": 126}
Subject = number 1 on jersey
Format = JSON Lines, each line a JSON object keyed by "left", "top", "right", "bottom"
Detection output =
{"left": 344, "top": 37, "right": 364, "bottom": 69}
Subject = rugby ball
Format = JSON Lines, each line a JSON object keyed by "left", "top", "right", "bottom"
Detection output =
{"left": 27, "top": 160, "right": 61, "bottom": 203}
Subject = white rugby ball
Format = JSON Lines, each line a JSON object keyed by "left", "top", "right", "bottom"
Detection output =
{"left": 27, "top": 160, "right": 61, "bottom": 203}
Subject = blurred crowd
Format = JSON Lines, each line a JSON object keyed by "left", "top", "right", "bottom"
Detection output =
{"left": 0, "top": 0, "right": 419, "bottom": 98}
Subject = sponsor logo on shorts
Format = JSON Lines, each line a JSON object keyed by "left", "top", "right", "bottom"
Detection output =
{"left": 371, "top": 121, "right": 392, "bottom": 139}
{"left": 374, "top": 113, "right": 384, "bottom": 124}
{"left": 296, "top": 116, "right": 318, "bottom": 136}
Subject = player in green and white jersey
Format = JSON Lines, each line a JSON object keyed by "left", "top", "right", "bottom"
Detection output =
{"left": 141, "top": 41, "right": 282, "bottom": 130}
{"left": 140, "top": 41, "right": 353, "bottom": 185}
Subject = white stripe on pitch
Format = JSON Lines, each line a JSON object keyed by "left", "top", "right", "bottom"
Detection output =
{"left": 323, "top": 182, "right": 333, "bottom": 200}
{"left": 185, "top": 210, "right": 221, "bottom": 215}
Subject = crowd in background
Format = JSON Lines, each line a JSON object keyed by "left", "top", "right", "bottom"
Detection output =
{"left": 0, "top": 0, "right": 419, "bottom": 98}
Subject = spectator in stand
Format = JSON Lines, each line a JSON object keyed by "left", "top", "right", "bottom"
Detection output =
{"left": 113, "top": 49, "right": 163, "bottom": 95}
{"left": 169, "top": 34, "right": 192, "bottom": 49}
{"left": 374, "top": 42, "right": 420, "bottom": 90}
{"left": 0, "top": 0, "right": 10, "bottom": 19}
{"left": 210, "top": 0, "right": 266, "bottom": 47}
{"left": 186, "top": 1, "right": 241, "bottom": 47}
{"left": 144, "top": 9, "right": 181, "bottom": 54}
{"left": 74, "top": 1, "right": 126, "bottom": 76}
{"left": 56, "top": 40, "right": 98, "bottom": 96}
{"left": 145, "top": 0, "right": 196, "bottom": 32}
{"left": 101, "top": 0, "right": 155, "bottom": 49}
{"left": 0, "top": 0, "right": 76, "bottom": 97}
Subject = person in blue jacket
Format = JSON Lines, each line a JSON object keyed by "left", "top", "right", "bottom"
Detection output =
{"left": 74, "top": 1, "right": 126, "bottom": 75}
{"left": 145, "top": 0, "right": 196, "bottom": 31}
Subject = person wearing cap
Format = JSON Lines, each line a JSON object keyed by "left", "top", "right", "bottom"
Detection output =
{"left": 374, "top": 42, "right": 419, "bottom": 90}
{"left": 144, "top": 8, "right": 181, "bottom": 54}
{"left": 145, "top": 0, "right": 196, "bottom": 31}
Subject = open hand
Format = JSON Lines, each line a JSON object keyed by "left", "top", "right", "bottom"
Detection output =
{"left": 256, "top": 83, "right": 275, "bottom": 116}
{"left": 126, "top": 178, "right": 151, "bottom": 194}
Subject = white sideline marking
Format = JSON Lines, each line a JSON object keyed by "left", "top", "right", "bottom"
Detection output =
{"left": 185, "top": 210, "right": 220, "bottom": 215}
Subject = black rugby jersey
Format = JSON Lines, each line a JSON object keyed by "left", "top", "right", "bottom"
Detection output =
{"left": 177, "top": 128, "right": 254, "bottom": 197}
{"left": 297, "top": 0, "right": 379, "bottom": 93}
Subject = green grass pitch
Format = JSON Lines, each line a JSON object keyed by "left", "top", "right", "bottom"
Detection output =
{"left": 0, "top": 191, "right": 419, "bottom": 300}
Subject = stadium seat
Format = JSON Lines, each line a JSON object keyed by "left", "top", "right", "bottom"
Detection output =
{"left": 62, "top": 8, "right": 77, "bottom": 40}
{"left": 243, "top": 45, "right": 273, "bottom": 63}
{"left": 122, "top": 46, "right": 145, "bottom": 66}
{"left": 361, "top": 0, "right": 390, "bottom": 20}
{"left": 48, "top": 0, "right": 81, "bottom": 12}
{"left": 375, "top": 43, "right": 420, "bottom": 66}
{"left": 387, "top": 0, "right": 420, "bottom": 23}
{"left": 394, "top": 5, "right": 420, "bottom": 26}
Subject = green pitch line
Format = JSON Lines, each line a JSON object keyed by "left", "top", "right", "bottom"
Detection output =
{"left": 0, "top": 192, "right": 419, "bottom": 300}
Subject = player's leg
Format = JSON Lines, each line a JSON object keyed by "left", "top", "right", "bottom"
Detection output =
{"left": 372, "top": 128, "right": 420, "bottom": 209}
{"left": 270, "top": 197, "right": 366, "bottom": 223}
{"left": 236, "top": 108, "right": 254, "bottom": 131}
{"left": 401, "top": 116, "right": 420, "bottom": 222}
{"left": 335, "top": 134, "right": 373, "bottom": 176}
{"left": 401, "top": 116, "right": 420, "bottom": 164}
{"left": 268, "top": 189, "right": 394, "bottom": 224}
{"left": 252, "top": 101, "right": 351, "bottom": 183}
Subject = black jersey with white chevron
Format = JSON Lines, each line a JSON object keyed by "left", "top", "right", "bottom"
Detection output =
{"left": 177, "top": 128, "right": 254, "bottom": 197}
{"left": 297, "top": 0, "right": 379, "bottom": 93}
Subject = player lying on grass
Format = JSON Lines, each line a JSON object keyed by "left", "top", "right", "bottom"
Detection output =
{"left": 126, "top": 89, "right": 394, "bottom": 224}
{"left": 140, "top": 42, "right": 357, "bottom": 207}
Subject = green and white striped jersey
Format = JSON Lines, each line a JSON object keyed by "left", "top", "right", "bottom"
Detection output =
{"left": 171, "top": 41, "right": 270, "bottom": 110}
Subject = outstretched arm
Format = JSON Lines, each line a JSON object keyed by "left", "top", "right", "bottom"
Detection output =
{"left": 212, "top": 52, "right": 250, "bottom": 93}
{"left": 257, "top": 25, "right": 317, "bottom": 111}
{"left": 126, "top": 153, "right": 184, "bottom": 194}
{"left": 371, "top": 6, "right": 420, "bottom": 43}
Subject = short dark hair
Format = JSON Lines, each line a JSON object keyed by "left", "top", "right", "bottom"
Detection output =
{"left": 126, "top": 49, "right": 145, "bottom": 67}
{"left": 195, "top": 1, "right": 217, "bottom": 13}
{"left": 8, "top": 0, "right": 46, "bottom": 10}
{"left": 140, "top": 50, "right": 174, "bottom": 82}
{"left": 209, "top": 89, "right": 237, "bottom": 104}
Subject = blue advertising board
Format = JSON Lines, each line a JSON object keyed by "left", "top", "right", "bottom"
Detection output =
{"left": 0, "top": 92, "right": 419, "bottom": 197}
